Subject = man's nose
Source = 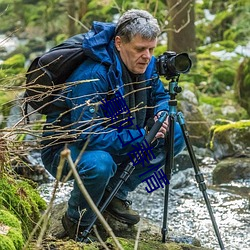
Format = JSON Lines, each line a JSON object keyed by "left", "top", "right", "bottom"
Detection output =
{"left": 142, "top": 49, "right": 151, "bottom": 59}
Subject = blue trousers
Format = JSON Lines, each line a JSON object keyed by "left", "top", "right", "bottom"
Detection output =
{"left": 41, "top": 123, "right": 185, "bottom": 226}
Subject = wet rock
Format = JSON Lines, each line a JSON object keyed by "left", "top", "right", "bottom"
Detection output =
{"left": 170, "top": 168, "right": 193, "bottom": 189}
{"left": 213, "top": 157, "right": 250, "bottom": 184}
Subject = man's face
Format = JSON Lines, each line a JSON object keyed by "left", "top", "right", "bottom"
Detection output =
{"left": 115, "top": 35, "right": 157, "bottom": 74}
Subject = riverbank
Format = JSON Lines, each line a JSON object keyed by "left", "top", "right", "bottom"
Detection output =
{"left": 38, "top": 156, "right": 250, "bottom": 250}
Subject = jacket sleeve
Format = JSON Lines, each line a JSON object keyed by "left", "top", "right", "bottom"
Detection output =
{"left": 65, "top": 61, "right": 146, "bottom": 155}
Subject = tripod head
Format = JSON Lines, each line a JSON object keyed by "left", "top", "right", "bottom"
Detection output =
{"left": 168, "top": 76, "right": 182, "bottom": 100}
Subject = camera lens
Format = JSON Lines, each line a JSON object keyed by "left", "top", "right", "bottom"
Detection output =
{"left": 174, "top": 53, "right": 192, "bottom": 73}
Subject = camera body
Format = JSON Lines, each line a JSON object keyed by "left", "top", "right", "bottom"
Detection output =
{"left": 156, "top": 51, "right": 192, "bottom": 79}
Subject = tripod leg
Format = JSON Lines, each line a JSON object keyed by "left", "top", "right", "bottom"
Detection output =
{"left": 162, "top": 114, "right": 175, "bottom": 243}
{"left": 177, "top": 112, "right": 225, "bottom": 250}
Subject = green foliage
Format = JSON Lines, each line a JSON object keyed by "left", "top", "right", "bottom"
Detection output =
{"left": 192, "top": 40, "right": 241, "bottom": 95}
{"left": 196, "top": 0, "right": 250, "bottom": 47}
{"left": 154, "top": 44, "right": 167, "bottom": 57}
{"left": 55, "top": 33, "right": 69, "bottom": 45}
{"left": 209, "top": 10, "right": 233, "bottom": 42}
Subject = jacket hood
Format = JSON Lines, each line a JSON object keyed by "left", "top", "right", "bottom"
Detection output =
{"left": 82, "top": 21, "right": 116, "bottom": 65}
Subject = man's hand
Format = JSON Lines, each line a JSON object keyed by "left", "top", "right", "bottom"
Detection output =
{"left": 154, "top": 111, "right": 169, "bottom": 139}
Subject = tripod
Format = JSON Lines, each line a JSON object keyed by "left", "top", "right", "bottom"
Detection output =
{"left": 162, "top": 77, "right": 225, "bottom": 249}
{"left": 82, "top": 76, "right": 225, "bottom": 249}
{"left": 81, "top": 111, "right": 168, "bottom": 241}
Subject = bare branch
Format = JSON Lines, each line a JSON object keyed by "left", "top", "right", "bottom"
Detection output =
{"left": 63, "top": 148, "right": 124, "bottom": 250}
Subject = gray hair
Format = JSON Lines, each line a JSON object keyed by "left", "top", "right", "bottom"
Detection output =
{"left": 115, "top": 9, "right": 160, "bottom": 43}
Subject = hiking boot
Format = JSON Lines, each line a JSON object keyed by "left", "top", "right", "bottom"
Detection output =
{"left": 61, "top": 213, "right": 97, "bottom": 243}
{"left": 105, "top": 196, "right": 140, "bottom": 225}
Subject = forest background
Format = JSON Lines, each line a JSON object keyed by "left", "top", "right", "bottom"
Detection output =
{"left": 0, "top": 0, "right": 250, "bottom": 125}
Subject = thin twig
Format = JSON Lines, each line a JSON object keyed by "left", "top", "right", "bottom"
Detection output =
{"left": 61, "top": 148, "right": 124, "bottom": 250}
{"left": 68, "top": 14, "right": 90, "bottom": 31}
{"left": 93, "top": 225, "right": 110, "bottom": 250}
{"left": 134, "top": 219, "right": 142, "bottom": 250}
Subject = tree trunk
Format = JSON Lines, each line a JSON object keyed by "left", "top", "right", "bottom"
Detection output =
{"left": 167, "top": 0, "right": 196, "bottom": 62}
{"left": 78, "top": 0, "right": 88, "bottom": 20}
{"left": 67, "top": 0, "right": 76, "bottom": 36}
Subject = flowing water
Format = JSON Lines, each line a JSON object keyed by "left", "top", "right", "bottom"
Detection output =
{"left": 38, "top": 156, "right": 250, "bottom": 250}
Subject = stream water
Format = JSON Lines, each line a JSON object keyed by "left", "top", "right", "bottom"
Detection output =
{"left": 38, "top": 156, "right": 250, "bottom": 250}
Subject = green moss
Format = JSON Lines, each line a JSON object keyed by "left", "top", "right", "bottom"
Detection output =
{"left": 199, "top": 95, "right": 224, "bottom": 107}
{"left": 0, "top": 209, "right": 24, "bottom": 249}
{"left": 0, "top": 54, "right": 26, "bottom": 86}
{"left": 0, "top": 209, "right": 21, "bottom": 229}
{"left": 1, "top": 54, "right": 25, "bottom": 69}
{"left": 213, "top": 67, "right": 235, "bottom": 86}
{"left": 213, "top": 120, "right": 250, "bottom": 133}
{"left": 7, "top": 228, "right": 24, "bottom": 249}
{"left": 84, "top": 243, "right": 100, "bottom": 250}
{"left": 0, "top": 235, "right": 16, "bottom": 250}
{"left": 0, "top": 175, "right": 47, "bottom": 239}
{"left": 209, "top": 120, "right": 250, "bottom": 150}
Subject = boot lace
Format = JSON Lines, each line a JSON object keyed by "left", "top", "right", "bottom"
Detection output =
{"left": 123, "top": 200, "right": 132, "bottom": 209}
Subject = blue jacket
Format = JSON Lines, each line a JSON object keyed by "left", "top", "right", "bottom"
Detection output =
{"left": 44, "top": 21, "right": 170, "bottom": 155}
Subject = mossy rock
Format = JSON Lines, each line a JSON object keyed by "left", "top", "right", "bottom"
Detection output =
{"left": 209, "top": 120, "right": 250, "bottom": 160}
{"left": 199, "top": 92, "right": 248, "bottom": 122}
{"left": 0, "top": 54, "right": 26, "bottom": 86}
{"left": 0, "top": 209, "right": 24, "bottom": 250}
{"left": 28, "top": 237, "right": 210, "bottom": 250}
{"left": 106, "top": 237, "right": 210, "bottom": 250}
{"left": 1, "top": 53, "right": 26, "bottom": 76}
{"left": 213, "top": 67, "right": 235, "bottom": 86}
{"left": 1, "top": 54, "right": 25, "bottom": 69}
{"left": 0, "top": 174, "right": 47, "bottom": 239}
{"left": 213, "top": 157, "right": 250, "bottom": 184}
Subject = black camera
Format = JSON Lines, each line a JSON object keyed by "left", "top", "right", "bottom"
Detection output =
{"left": 156, "top": 51, "right": 192, "bottom": 79}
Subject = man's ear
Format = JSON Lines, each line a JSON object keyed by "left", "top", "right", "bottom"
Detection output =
{"left": 115, "top": 36, "right": 122, "bottom": 51}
